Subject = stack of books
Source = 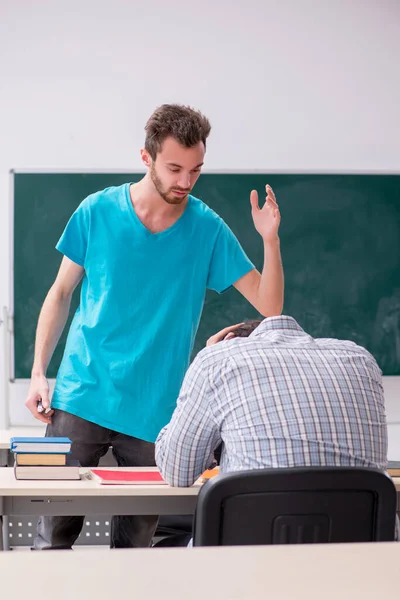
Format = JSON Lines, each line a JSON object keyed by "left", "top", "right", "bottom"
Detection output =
{"left": 10, "top": 437, "right": 80, "bottom": 480}
{"left": 388, "top": 461, "right": 400, "bottom": 477}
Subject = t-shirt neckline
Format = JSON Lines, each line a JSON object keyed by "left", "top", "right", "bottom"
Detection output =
{"left": 125, "top": 183, "right": 192, "bottom": 238}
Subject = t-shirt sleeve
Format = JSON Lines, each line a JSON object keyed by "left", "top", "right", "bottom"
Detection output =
{"left": 207, "top": 221, "right": 255, "bottom": 293}
{"left": 55, "top": 200, "right": 90, "bottom": 267}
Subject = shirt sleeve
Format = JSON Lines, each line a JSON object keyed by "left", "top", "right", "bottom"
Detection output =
{"left": 55, "top": 199, "right": 90, "bottom": 267}
{"left": 155, "top": 356, "right": 221, "bottom": 487}
{"left": 207, "top": 220, "right": 255, "bottom": 293}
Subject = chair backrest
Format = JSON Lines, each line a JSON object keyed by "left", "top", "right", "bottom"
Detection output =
{"left": 192, "top": 467, "right": 397, "bottom": 546}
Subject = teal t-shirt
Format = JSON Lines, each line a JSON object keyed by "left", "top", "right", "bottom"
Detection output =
{"left": 52, "top": 183, "right": 254, "bottom": 442}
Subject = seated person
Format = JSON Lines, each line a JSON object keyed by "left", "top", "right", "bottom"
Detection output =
{"left": 155, "top": 315, "right": 388, "bottom": 486}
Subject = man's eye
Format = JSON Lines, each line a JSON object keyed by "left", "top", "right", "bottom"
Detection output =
{"left": 169, "top": 167, "right": 180, "bottom": 173}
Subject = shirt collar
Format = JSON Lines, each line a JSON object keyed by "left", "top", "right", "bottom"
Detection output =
{"left": 249, "top": 315, "right": 306, "bottom": 338}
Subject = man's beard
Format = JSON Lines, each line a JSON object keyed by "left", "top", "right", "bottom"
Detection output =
{"left": 150, "top": 164, "right": 190, "bottom": 205}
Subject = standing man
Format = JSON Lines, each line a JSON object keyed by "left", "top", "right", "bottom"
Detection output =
{"left": 25, "top": 104, "right": 284, "bottom": 549}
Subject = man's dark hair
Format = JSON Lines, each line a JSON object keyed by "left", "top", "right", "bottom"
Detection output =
{"left": 145, "top": 104, "right": 211, "bottom": 160}
{"left": 232, "top": 320, "right": 262, "bottom": 338}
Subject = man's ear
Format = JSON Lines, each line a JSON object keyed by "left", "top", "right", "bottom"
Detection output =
{"left": 140, "top": 148, "right": 152, "bottom": 168}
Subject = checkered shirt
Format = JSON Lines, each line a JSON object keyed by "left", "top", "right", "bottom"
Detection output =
{"left": 155, "top": 316, "right": 387, "bottom": 486}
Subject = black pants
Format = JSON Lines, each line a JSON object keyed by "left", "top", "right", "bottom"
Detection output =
{"left": 33, "top": 410, "right": 158, "bottom": 549}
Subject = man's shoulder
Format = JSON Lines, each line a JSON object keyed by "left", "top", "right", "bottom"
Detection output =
{"left": 188, "top": 195, "right": 224, "bottom": 228}
{"left": 316, "top": 337, "right": 376, "bottom": 357}
{"left": 315, "top": 338, "right": 382, "bottom": 373}
{"left": 80, "top": 184, "right": 127, "bottom": 211}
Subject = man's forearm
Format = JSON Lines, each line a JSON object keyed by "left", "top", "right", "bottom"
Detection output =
{"left": 257, "top": 237, "right": 284, "bottom": 316}
{"left": 31, "top": 286, "right": 72, "bottom": 376}
{"left": 155, "top": 425, "right": 202, "bottom": 487}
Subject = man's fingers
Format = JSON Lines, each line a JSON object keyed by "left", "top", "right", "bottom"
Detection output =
{"left": 250, "top": 190, "right": 259, "bottom": 211}
{"left": 25, "top": 395, "right": 40, "bottom": 411}
{"left": 35, "top": 413, "right": 52, "bottom": 424}
{"left": 265, "top": 198, "right": 278, "bottom": 212}
{"left": 265, "top": 184, "right": 277, "bottom": 203}
{"left": 267, "top": 194, "right": 278, "bottom": 206}
{"left": 265, "top": 186, "right": 278, "bottom": 208}
{"left": 224, "top": 332, "right": 236, "bottom": 341}
{"left": 252, "top": 187, "right": 279, "bottom": 212}
{"left": 207, "top": 322, "right": 245, "bottom": 346}
{"left": 218, "top": 323, "right": 245, "bottom": 337}
{"left": 40, "top": 391, "right": 50, "bottom": 409}
{"left": 26, "top": 399, "right": 53, "bottom": 423}
{"left": 25, "top": 390, "right": 52, "bottom": 420}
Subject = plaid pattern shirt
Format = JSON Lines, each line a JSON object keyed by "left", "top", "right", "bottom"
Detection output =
{"left": 155, "top": 316, "right": 387, "bottom": 486}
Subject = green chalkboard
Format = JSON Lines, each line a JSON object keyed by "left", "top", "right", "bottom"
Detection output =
{"left": 13, "top": 172, "right": 400, "bottom": 379}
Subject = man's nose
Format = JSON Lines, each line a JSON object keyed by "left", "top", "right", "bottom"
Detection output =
{"left": 177, "top": 173, "right": 191, "bottom": 189}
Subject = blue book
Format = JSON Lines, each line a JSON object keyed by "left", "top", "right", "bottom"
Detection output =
{"left": 10, "top": 437, "right": 72, "bottom": 454}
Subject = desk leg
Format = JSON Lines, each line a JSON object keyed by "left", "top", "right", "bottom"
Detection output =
{"left": 2, "top": 517, "right": 9, "bottom": 551}
{"left": 1, "top": 449, "right": 10, "bottom": 550}
{"left": 0, "top": 448, "right": 8, "bottom": 467}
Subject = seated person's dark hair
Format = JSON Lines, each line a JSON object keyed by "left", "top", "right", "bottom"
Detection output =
{"left": 231, "top": 319, "right": 262, "bottom": 338}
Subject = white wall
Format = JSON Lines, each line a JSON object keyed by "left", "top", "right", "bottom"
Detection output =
{"left": 0, "top": 1, "right": 399, "bottom": 451}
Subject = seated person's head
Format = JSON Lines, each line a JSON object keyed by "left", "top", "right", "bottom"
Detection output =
{"left": 222, "top": 320, "right": 262, "bottom": 341}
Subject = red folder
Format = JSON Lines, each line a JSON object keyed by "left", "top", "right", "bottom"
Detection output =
{"left": 90, "top": 469, "right": 167, "bottom": 485}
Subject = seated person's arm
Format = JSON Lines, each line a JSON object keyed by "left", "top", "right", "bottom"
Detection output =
{"left": 155, "top": 357, "right": 221, "bottom": 487}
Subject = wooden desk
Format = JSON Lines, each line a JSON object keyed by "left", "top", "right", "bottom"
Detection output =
{"left": 0, "top": 467, "right": 200, "bottom": 551}
{"left": 0, "top": 542, "right": 400, "bottom": 599}
{"left": 1, "top": 429, "right": 399, "bottom": 551}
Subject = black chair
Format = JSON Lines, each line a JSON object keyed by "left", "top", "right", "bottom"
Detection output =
{"left": 193, "top": 467, "right": 397, "bottom": 546}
